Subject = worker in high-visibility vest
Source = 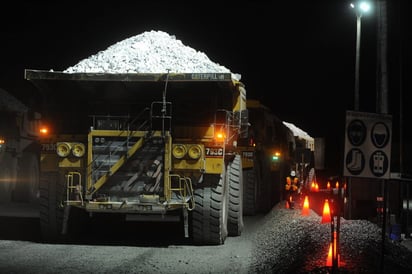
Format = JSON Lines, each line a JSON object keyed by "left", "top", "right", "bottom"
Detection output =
{"left": 285, "top": 170, "right": 299, "bottom": 209}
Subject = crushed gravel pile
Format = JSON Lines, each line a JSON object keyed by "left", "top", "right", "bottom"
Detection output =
{"left": 250, "top": 202, "right": 412, "bottom": 274}
{"left": 63, "top": 30, "right": 241, "bottom": 80}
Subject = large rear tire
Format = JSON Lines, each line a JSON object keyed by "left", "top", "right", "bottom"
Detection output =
{"left": 192, "top": 172, "right": 228, "bottom": 245}
{"left": 14, "top": 152, "right": 39, "bottom": 203}
{"left": 0, "top": 155, "right": 17, "bottom": 203}
{"left": 227, "top": 154, "right": 244, "bottom": 236}
{"left": 242, "top": 169, "right": 257, "bottom": 215}
{"left": 255, "top": 154, "right": 274, "bottom": 214}
{"left": 39, "top": 172, "right": 66, "bottom": 243}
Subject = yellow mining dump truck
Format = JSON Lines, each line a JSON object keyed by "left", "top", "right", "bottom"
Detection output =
{"left": 0, "top": 88, "right": 41, "bottom": 204}
{"left": 238, "top": 99, "right": 295, "bottom": 215}
{"left": 25, "top": 70, "right": 248, "bottom": 245}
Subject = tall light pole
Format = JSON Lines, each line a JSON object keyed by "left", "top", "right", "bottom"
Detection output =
{"left": 350, "top": 2, "right": 371, "bottom": 111}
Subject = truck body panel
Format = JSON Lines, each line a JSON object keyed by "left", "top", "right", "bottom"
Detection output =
{"left": 238, "top": 99, "right": 313, "bottom": 215}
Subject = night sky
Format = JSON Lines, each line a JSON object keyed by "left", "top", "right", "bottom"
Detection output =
{"left": 1, "top": 0, "right": 411, "bottom": 174}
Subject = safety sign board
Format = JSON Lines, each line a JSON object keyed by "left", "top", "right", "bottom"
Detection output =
{"left": 343, "top": 110, "right": 392, "bottom": 179}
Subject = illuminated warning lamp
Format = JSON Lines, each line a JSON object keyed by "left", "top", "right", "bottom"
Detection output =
{"left": 327, "top": 181, "right": 331, "bottom": 189}
{"left": 214, "top": 131, "right": 226, "bottom": 142}
{"left": 335, "top": 181, "right": 339, "bottom": 189}
{"left": 39, "top": 126, "right": 49, "bottom": 136}
{"left": 0, "top": 136, "right": 5, "bottom": 152}
{"left": 272, "top": 151, "right": 281, "bottom": 161}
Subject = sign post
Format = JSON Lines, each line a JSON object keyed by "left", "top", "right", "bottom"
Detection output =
{"left": 343, "top": 110, "right": 392, "bottom": 272}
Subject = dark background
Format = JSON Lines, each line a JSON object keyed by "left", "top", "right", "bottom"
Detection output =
{"left": 1, "top": 0, "right": 411, "bottom": 175}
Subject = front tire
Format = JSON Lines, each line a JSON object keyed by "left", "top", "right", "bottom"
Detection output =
{"left": 192, "top": 172, "right": 228, "bottom": 245}
{"left": 227, "top": 154, "right": 244, "bottom": 236}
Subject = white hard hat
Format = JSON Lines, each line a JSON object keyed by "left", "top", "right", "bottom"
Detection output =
{"left": 290, "top": 171, "right": 296, "bottom": 177}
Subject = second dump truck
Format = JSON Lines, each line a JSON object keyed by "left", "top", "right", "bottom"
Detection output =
{"left": 0, "top": 88, "right": 41, "bottom": 204}
{"left": 238, "top": 99, "right": 296, "bottom": 215}
{"left": 25, "top": 70, "right": 248, "bottom": 245}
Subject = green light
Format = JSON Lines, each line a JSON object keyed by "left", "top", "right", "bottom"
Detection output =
{"left": 272, "top": 155, "right": 279, "bottom": 161}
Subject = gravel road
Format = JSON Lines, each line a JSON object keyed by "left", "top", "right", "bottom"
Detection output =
{"left": 1, "top": 202, "right": 412, "bottom": 273}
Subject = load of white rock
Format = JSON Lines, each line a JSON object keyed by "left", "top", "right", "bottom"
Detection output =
{"left": 64, "top": 30, "right": 241, "bottom": 81}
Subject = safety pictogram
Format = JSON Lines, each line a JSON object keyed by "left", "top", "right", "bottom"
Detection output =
{"left": 343, "top": 111, "right": 392, "bottom": 179}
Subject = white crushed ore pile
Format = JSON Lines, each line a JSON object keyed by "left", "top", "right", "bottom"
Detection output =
{"left": 64, "top": 30, "right": 241, "bottom": 80}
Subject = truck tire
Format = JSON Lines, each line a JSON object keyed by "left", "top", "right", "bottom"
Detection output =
{"left": 227, "top": 154, "right": 244, "bottom": 236}
{"left": 39, "top": 172, "right": 66, "bottom": 243}
{"left": 270, "top": 169, "right": 282, "bottom": 205}
{"left": 192, "top": 172, "right": 228, "bottom": 245}
{"left": 242, "top": 169, "right": 257, "bottom": 215}
{"left": 14, "top": 152, "right": 39, "bottom": 203}
{"left": 259, "top": 156, "right": 273, "bottom": 213}
{"left": 0, "top": 155, "right": 17, "bottom": 203}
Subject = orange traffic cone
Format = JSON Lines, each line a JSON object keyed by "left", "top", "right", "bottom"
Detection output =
{"left": 285, "top": 200, "right": 289, "bottom": 209}
{"left": 288, "top": 195, "right": 294, "bottom": 209}
{"left": 326, "top": 243, "right": 332, "bottom": 267}
{"left": 311, "top": 181, "right": 316, "bottom": 192}
{"left": 321, "top": 199, "right": 331, "bottom": 224}
{"left": 326, "top": 233, "right": 341, "bottom": 267}
{"left": 301, "top": 195, "right": 310, "bottom": 216}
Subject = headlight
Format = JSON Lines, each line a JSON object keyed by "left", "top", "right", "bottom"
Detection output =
{"left": 172, "top": 144, "right": 187, "bottom": 159}
{"left": 56, "top": 142, "right": 71, "bottom": 157}
{"left": 188, "top": 145, "right": 202, "bottom": 160}
{"left": 72, "top": 143, "right": 86, "bottom": 157}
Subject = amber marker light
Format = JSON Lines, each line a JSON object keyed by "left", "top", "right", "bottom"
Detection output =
{"left": 39, "top": 126, "right": 49, "bottom": 135}
{"left": 215, "top": 131, "right": 226, "bottom": 142}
